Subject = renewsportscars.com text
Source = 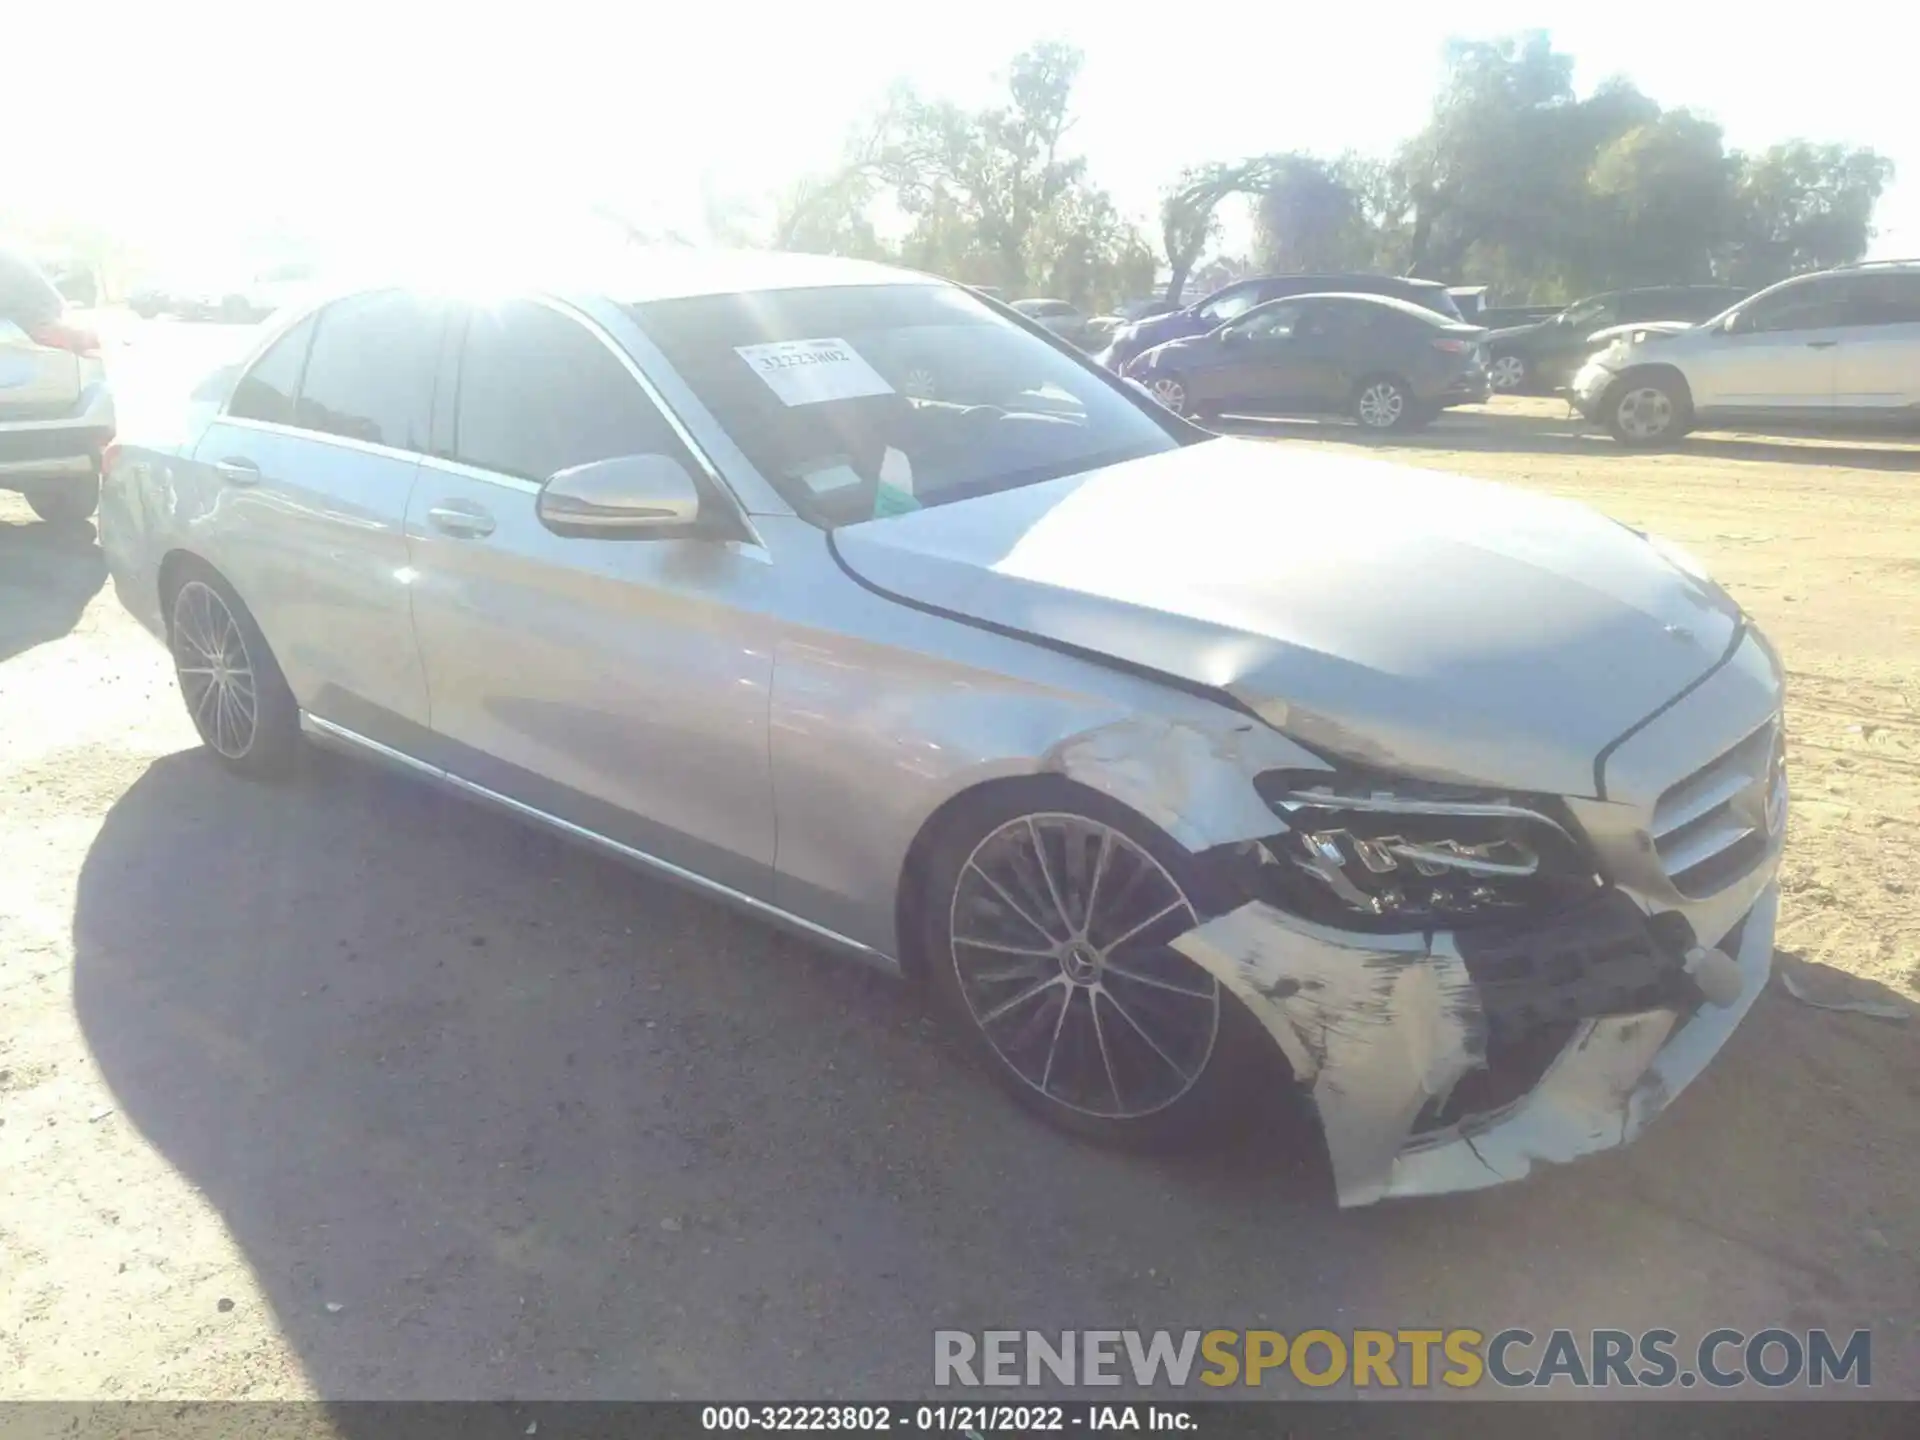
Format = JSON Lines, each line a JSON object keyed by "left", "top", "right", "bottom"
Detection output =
{"left": 933, "top": 1327, "right": 1872, "bottom": 1390}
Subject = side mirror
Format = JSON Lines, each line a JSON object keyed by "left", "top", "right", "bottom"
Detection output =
{"left": 536, "top": 453, "right": 702, "bottom": 538}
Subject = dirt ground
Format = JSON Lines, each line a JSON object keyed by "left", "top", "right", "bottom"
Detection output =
{"left": 2, "top": 363, "right": 1917, "bottom": 1404}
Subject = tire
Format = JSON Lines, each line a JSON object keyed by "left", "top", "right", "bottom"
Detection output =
{"left": 1603, "top": 372, "right": 1692, "bottom": 448}
{"left": 919, "top": 778, "right": 1281, "bottom": 1150}
{"left": 1352, "top": 374, "right": 1417, "bottom": 432}
{"left": 165, "top": 566, "right": 302, "bottom": 778}
{"left": 1488, "top": 351, "right": 1529, "bottom": 392}
{"left": 25, "top": 473, "right": 101, "bottom": 525}
{"left": 1146, "top": 374, "right": 1191, "bottom": 417}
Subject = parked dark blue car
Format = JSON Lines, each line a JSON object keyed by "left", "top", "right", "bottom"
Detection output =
{"left": 1095, "top": 273, "right": 1465, "bottom": 372}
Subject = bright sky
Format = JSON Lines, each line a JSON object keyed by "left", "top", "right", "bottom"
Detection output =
{"left": 10, "top": 0, "right": 1916, "bottom": 270}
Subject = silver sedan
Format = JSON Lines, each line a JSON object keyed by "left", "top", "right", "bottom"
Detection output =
{"left": 100, "top": 250, "right": 1787, "bottom": 1206}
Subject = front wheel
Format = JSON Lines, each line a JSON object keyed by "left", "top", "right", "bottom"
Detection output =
{"left": 1604, "top": 374, "right": 1691, "bottom": 447}
{"left": 167, "top": 570, "right": 302, "bottom": 778}
{"left": 1147, "top": 374, "right": 1190, "bottom": 417}
{"left": 920, "top": 782, "right": 1275, "bottom": 1149}
{"left": 1353, "top": 375, "right": 1417, "bottom": 432}
{"left": 25, "top": 473, "right": 101, "bottom": 525}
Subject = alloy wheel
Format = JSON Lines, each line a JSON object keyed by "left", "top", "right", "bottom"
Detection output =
{"left": 1488, "top": 354, "right": 1527, "bottom": 391}
{"left": 948, "top": 813, "right": 1219, "bottom": 1120}
{"left": 171, "top": 580, "right": 259, "bottom": 760}
{"left": 1356, "top": 380, "right": 1406, "bottom": 429}
{"left": 1615, "top": 386, "right": 1674, "bottom": 441}
{"left": 1150, "top": 377, "right": 1188, "bottom": 415}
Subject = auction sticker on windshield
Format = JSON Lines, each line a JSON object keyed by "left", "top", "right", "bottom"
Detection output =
{"left": 735, "top": 338, "right": 895, "bottom": 407}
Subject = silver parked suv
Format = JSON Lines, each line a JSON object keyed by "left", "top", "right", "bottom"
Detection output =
{"left": 1574, "top": 259, "right": 1920, "bottom": 446}
{"left": 0, "top": 244, "right": 114, "bottom": 522}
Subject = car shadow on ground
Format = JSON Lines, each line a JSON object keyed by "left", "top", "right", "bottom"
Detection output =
{"left": 71, "top": 748, "right": 1330, "bottom": 1401}
{"left": 1212, "top": 409, "right": 1920, "bottom": 472}
{"left": 0, "top": 510, "right": 106, "bottom": 664}
{"left": 70, "top": 748, "right": 1920, "bottom": 1400}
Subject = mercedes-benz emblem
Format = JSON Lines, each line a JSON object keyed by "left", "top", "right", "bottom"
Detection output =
{"left": 1762, "top": 731, "right": 1787, "bottom": 836}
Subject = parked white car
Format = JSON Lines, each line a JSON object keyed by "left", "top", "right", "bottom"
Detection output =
{"left": 1574, "top": 261, "right": 1920, "bottom": 445}
{"left": 0, "top": 244, "right": 112, "bottom": 523}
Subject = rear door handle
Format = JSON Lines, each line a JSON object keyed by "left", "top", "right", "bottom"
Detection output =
{"left": 426, "top": 503, "right": 496, "bottom": 539}
{"left": 1806, "top": 340, "right": 1840, "bottom": 349}
{"left": 213, "top": 457, "right": 261, "bottom": 485}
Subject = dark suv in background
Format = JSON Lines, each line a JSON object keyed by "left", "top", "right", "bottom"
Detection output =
{"left": 1486, "top": 285, "right": 1748, "bottom": 393}
{"left": 1095, "top": 273, "right": 1464, "bottom": 372}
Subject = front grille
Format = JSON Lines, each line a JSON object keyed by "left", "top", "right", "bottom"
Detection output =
{"left": 1652, "top": 716, "right": 1785, "bottom": 897}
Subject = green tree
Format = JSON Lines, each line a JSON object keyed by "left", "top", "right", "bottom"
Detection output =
{"left": 771, "top": 86, "right": 911, "bottom": 260}
{"left": 1159, "top": 159, "right": 1270, "bottom": 303}
{"left": 1723, "top": 142, "right": 1895, "bottom": 286}
{"left": 1584, "top": 110, "right": 1737, "bottom": 287}
{"left": 1254, "top": 155, "right": 1365, "bottom": 272}
{"left": 889, "top": 43, "right": 1088, "bottom": 292}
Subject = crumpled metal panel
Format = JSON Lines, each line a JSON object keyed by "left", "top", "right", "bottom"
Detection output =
{"left": 1171, "top": 885, "right": 1778, "bottom": 1207}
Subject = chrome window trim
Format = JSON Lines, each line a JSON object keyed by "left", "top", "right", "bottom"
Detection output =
{"left": 217, "top": 414, "right": 429, "bottom": 467}
{"left": 415, "top": 453, "right": 541, "bottom": 495}
{"left": 300, "top": 713, "right": 884, "bottom": 967}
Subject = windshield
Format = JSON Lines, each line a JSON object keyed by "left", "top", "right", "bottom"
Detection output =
{"left": 632, "top": 284, "right": 1184, "bottom": 528}
{"left": 1558, "top": 298, "right": 1609, "bottom": 328}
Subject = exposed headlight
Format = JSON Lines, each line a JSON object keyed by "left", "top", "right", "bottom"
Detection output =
{"left": 1244, "top": 772, "right": 1602, "bottom": 931}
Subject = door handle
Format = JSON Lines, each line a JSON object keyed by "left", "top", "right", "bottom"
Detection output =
{"left": 1806, "top": 340, "right": 1839, "bottom": 349}
{"left": 213, "top": 457, "right": 261, "bottom": 485}
{"left": 426, "top": 503, "right": 496, "bottom": 539}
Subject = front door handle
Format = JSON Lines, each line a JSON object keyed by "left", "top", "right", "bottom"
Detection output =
{"left": 213, "top": 457, "right": 261, "bottom": 485}
{"left": 426, "top": 503, "right": 496, "bottom": 539}
{"left": 1806, "top": 340, "right": 1840, "bottom": 349}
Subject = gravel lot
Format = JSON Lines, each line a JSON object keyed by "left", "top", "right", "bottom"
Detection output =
{"left": 3, "top": 320, "right": 1917, "bottom": 1401}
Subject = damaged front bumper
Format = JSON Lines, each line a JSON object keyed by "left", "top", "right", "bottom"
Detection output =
{"left": 1173, "top": 884, "right": 1776, "bottom": 1206}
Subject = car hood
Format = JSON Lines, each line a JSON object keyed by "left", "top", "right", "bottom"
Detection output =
{"left": 1128, "top": 335, "right": 1208, "bottom": 368}
{"left": 1588, "top": 320, "right": 1694, "bottom": 346}
{"left": 1116, "top": 310, "right": 1205, "bottom": 350}
{"left": 832, "top": 439, "right": 1741, "bottom": 797}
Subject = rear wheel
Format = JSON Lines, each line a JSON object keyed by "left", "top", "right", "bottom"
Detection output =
{"left": 166, "top": 569, "right": 301, "bottom": 778}
{"left": 1353, "top": 374, "right": 1417, "bottom": 432}
{"left": 920, "top": 781, "right": 1276, "bottom": 1149}
{"left": 24, "top": 474, "right": 100, "bottom": 525}
{"left": 1604, "top": 373, "right": 1691, "bottom": 447}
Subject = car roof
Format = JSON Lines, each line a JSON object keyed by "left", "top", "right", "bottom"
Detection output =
{"left": 1233, "top": 272, "right": 1447, "bottom": 292}
{"left": 1244, "top": 291, "right": 1457, "bottom": 320}
{"left": 290, "top": 246, "right": 937, "bottom": 310}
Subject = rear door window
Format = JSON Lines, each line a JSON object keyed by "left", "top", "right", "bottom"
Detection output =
{"left": 451, "top": 300, "right": 690, "bottom": 482}
{"left": 293, "top": 292, "right": 441, "bottom": 451}
{"left": 1194, "top": 285, "right": 1264, "bottom": 325}
{"left": 1847, "top": 273, "right": 1920, "bottom": 325}
{"left": 227, "top": 316, "right": 317, "bottom": 426}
